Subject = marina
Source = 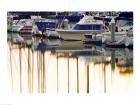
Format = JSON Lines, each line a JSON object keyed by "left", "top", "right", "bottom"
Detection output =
{"left": 7, "top": 11, "right": 133, "bottom": 94}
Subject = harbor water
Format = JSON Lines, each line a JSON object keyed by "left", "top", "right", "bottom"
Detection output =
{"left": 7, "top": 33, "right": 133, "bottom": 94}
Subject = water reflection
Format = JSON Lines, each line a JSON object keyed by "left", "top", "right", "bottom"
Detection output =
{"left": 7, "top": 37, "right": 133, "bottom": 94}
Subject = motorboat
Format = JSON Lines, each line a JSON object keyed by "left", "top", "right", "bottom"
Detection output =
{"left": 7, "top": 15, "right": 43, "bottom": 34}
{"left": 102, "top": 24, "right": 133, "bottom": 43}
{"left": 56, "top": 16, "right": 108, "bottom": 41}
{"left": 34, "top": 18, "right": 59, "bottom": 38}
{"left": 7, "top": 16, "right": 34, "bottom": 34}
{"left": 84, "top": 31, "right": 133, "bottom": 48}
{"left": 83, "top": 17, "right": 133, "bottom": 47}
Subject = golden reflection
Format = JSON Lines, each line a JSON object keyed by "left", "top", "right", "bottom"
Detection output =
{"left": 37, "top": 51, "right": 46, "bottom": 93}
{"left": 86, "top": 64, "right": 89, "bottom": 93}
{"left": 8, "top": 43, "right": 133, "bottom": 94}
{"left": 76, "top": 57, "right": 79, "bottom": 93}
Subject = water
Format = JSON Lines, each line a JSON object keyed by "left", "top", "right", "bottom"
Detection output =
{"left": 7, "top": 34, "right": 133, "bottom": 94}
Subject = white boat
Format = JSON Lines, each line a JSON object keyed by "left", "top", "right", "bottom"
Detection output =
{"left": 83, "top": 17, "right": 133, "bottom": 47}
{"left": 84, "top": 31, "right": 127, "bottom": 42}
{"left": 7, "top": 16, "right": 41, "bottom": 33}
{"left": 56, "top": 16, "right": 107, "bottom": 41}
{"left": 101, "top": 31, "right": 127, "bottom": 43}
{"left": 8, "top": 19, "right": 34, "bottom": 33}
{"left": 32, "top": 18, "right": 60, "bottom": 38}
{"left": 84, "top": 30, "right": 133, "bottom": 48}
{"left": 102, "top": 26, "right": 133, "bottom": 43}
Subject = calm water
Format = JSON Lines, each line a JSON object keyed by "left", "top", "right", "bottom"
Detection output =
{"left": 7, "top": 36, "right": 133, "bottom": 94}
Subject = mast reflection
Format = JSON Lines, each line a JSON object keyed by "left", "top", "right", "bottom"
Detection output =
{"left": 8, "top": 41, "right": 133, "bottom": 94}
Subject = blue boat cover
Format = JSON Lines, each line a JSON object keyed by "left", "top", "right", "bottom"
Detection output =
{"left": 35, "top": 22, "right": 56, "bottom": 30}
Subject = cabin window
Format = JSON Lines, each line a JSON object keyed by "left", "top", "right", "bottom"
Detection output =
{"left": 92, "top": 24, "right": 102, "bottom": 30}
{"left": 73, "top": 24, "right": 103, "bottom": 30}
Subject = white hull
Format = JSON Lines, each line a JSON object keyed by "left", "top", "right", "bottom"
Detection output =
{"left": 56, "top": 29, "right": 104, "bottom": 41}
{"left": 46, "top": 30, "right": 59, "bottom": 37}
{"left": 102, "top": 31, "right": 127, "bottom": 43}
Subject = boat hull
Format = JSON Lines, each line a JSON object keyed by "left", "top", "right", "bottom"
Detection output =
{"left": 102, "top": 32, "right": 127, "bottom": 43}
{"left": 56, "top": 29, "right": 104, "bottom": 41}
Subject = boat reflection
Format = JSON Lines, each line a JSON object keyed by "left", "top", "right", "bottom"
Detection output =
{"left": 7, "top": 39, "right": 133, "bottom": 94}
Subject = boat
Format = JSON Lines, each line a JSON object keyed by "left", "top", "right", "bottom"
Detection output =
{"left": 56, "top": 16, "right": 108, "bottom": 41}
{"left": 83, "top": 17, "right": 133, "bottom": 45}
{"left": 7, "top": 14, "right": 44, "bottom": 34}
{"left": 101, "top": 31, "right": 127, "bottom": 43}
{"left": 83, "top": 31, "right": 127, "bottom": 43}
{"left": 83, "top": 31, "right": 133, "bottom": 48}
{"left": 7, "top": 15, "right": 34, "bottom": 34}
{"left": 34, "top": 18, "right": 59, "bottom": 38}
{"left": 102, "top": 23, "right": 133, "bottom": 43}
